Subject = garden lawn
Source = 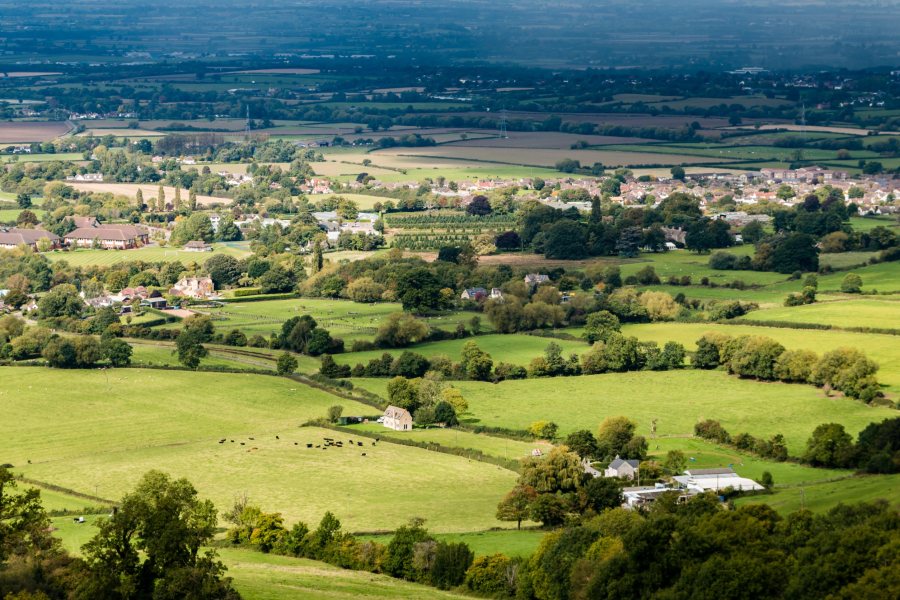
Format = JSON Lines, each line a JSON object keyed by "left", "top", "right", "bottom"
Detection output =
{"left": 452, "top": 370, "right": 896, "bottom": 454}
{"left": 333, "top": 334, "right": 587, "bottom": 369}
{"left": 735, "top": 474, "right": 900, "bottom": 514}
{"left": 3, "top": 368, "right": 515, "bottom": 533}
{"left": 218, "top": 548, "right": 474, "bottom": 600}
{"left": 616, "top": 322, "right": 900, "bottom": 396}
{"left": 737, "top": 297, "right": 900, "bottom": 330}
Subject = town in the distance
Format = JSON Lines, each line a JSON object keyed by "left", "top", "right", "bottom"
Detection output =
{"left": 1, "top": 1, "right": 898, "bottom": 599}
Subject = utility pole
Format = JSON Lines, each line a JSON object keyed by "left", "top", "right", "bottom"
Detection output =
{"left": 499, "top": 109, "right": 508, "bottom": 139}
{"left": 245, "top": 104, "right": 251, "bottom": 142}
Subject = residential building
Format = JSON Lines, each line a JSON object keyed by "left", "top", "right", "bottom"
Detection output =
{"left": 524, "top": 273, "right": 550, "bottom": 287}
{"left": 382, "top": 405, "right": 413, "bottom": 431}
{"left": 169, "top": 276, "right": 215, "bottom": 300}
{"left": 183, "top": 240, "right": 213, "bottom": 252}
{"left": 0, "top": 228, "right": 61, "bottom": 250}
{"left": 64, "top": 224, "right": 149, "bottom": 249}
{"left": 605, "top": 455, "right": 640, "bottom": 480}
{"left": 460, "top": 287, "right": 487, "bottom": 301}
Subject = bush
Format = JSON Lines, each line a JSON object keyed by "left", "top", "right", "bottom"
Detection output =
{"left": 840, "top": 273, "right": 863, "bottom": 293}
{"left": 276, "top": 352, "right": 298, "bottom": 375}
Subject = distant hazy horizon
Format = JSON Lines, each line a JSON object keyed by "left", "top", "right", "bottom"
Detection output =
{"left": 2, "top": 0, "right": 899, "bottom": 70}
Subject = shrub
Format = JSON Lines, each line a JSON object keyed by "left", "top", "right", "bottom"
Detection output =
{"left": 840, "top": 273, "right": 863, "bottom": 293}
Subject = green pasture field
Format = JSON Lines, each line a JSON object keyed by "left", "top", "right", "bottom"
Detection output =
{"left": 359, "top": 529, "right": 546, "bottom": 559}
{"left": 737, "top": 297, "right": 900, "bottom": 330}
{"left": 735, "top": 474, "right": 900, "bottom": 514}
{"left": 43, "top": 242, "right": 252, "bottom": 266}
{"left": 333, "top": 334, "right": 588, "bottom": 370}
{"left": 50, "top": 514, "right": 108, "bottom": 555}
{"left": 200, "top": 298, "right": 489, "bottom": 343}
{"left": 615, "top": 321, "right": 900, "bottom": 395}
{"left": 447, "top": 370, "right": 896, "bottom": 454}
{"left": 1, "top": 152, "right": 84, "bottom": 163}
{"left": 619, "top": 246, "right": 789, "bottom": 286}
{"left": 804, "top": 261, "right": 900, "bottom": 292}
{"left": 29, "top": 486, "right": 108, "bottom": 513}
{"left": 849, "top": 216, "right": 898, "bottom": 232}
{"left": 0, "top": 208, "right": 47, "bottom": 222}
{"left": 346, "top": 422, "right": 552, "bottom": 461}
{"left": 3, "top": 367, "right": 516, "bottom": 533}
{"left": 127, "top": 341, "right": 275, "bottom": 371}
{"left": 819, "top": 251, "right": 879, "bottom": 270}
{"left": 218, "top": 548, "right": 474, "bottom": 600}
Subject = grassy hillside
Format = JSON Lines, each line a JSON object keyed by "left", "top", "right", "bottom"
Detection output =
{"left": 2, "top": 368, "right": 515, "bottom": 532}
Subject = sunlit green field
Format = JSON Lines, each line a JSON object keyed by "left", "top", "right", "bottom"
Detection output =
{"left": 444, "top": 370, "right": 896, "bottom": 454}
{"left": 615, "top": 321, "right": 900, "bottom": 395}
{"left": 201, "top": 297, "right": 487, "bottom": 342}
{"left": 737, "top": 297, "right": 900, "bottom": 330}
{"left": 4, "top": 368, "right": 516, "bottom": 533}
{"left": 334, "top": 334, "right": 587, "bottom": 369}
{"left": 219, "top": 548, "right": 474, "bottom": 600}
{"left": 735, "top": 474, "right": 900, "bottom": 514}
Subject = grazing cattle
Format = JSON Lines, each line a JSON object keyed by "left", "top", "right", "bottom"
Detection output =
{"left": 361, "top": 453, "right": 366, "bottom": 456}
{"left": 240, "top": 442, "right": 245, "bottom": 446}
{"left": 307, "top": 444, "right": 313, "bottom": 448}
{"left": 294, "top": 442, "right": 298, "bottom": 445}
{"left": 249, "top": 437, "right": 255, "bottom": 441}
{"left": 357, "top": 442, "right": 363, "bottom": 447}
{"left": 315, "top": 445, "right": 320, "bottom": 448}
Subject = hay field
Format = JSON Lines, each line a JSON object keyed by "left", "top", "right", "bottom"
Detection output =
{"left": 444, "top": 131, "right": 657, "bottom": 149}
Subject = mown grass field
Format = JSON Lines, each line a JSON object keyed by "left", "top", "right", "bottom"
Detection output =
{"left": 0, "top": 208, "right": 47, "bottom": 222}
{"left": 737, "top": 297, "right": 900, "bottom": 330}
{"left": 619, "top": 246, "right": 788, "bottom": 286}
{"left": 615, "top": 321, "right": 900, "bottom": 395}
{"left": 44, "top": 242, "right": 252, "bottom": 266}
{"left": 218, "top": 548, "right": 474, "bottom": 600}
{"left": 445, "top": 370, "right": 896, "bottom": 454}
{"left": 3, "top": 368, "right": 515, "bottom": 533}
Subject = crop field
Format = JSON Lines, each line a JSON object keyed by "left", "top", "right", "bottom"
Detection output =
{"left": 66, "top": 182, "right": 230, "bottom": 207}
{"left": 444, "top": 131, "right": 657, "bottom": 149}
{"left": 218, "top": 549, "right": 474, "bottom": 600}
{"left": 44, "top": 242, "right": 251, "bottom": 266}
{"left": 379, "top": 146, "right": 734, "bottom": 169}
{"left": 448, "top": 370, "right": 896, "bottom": 453}
{"left": 334, "top": 334, "right": 588, "bottom": 371}
{"left": 598, "top": 143, "right": 860, "bottom": 162}
{"left": 3, "top": 367, "right": 515, "bottom": 533}
{"left": 615, "top": 322, "right": 900, "bottom": 395}
{"left": 0, "top": 120, "right": 72, "bottom": 142}
{"left": 737, "top": 298, "right": 900, "bottom": 330}
{"left": 128, "top": 341, "right": 274, "bottom": 371}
